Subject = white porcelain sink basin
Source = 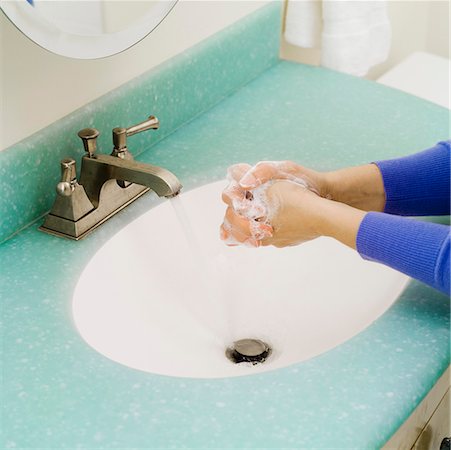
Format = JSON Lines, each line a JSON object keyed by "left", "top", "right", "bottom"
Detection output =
{"left": 73, "top": 180, "right": 409, "bottom": 378}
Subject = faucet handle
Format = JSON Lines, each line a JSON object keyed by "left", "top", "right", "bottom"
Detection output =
{"left": 112, "top": 115, "right": 159, "bottom": 153}
{"left": 56, "top": 158, "right": 77, "bottom": 197}
{"left": 126, "top": 115, "right": 160, "bottom": 136}
{"left": 78, "top": 128, "right": 100, "bottom": 158}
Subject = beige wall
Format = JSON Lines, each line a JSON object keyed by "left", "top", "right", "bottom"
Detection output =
{"left": 0, "top": 0, "right": 269, "bottom": 151}
{"left": 280, "top": 1, "right": 450, "bottom": 80}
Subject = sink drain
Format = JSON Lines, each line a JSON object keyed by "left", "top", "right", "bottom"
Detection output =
{"left": 225, "top": 338, "right": 272, "bottom": 365}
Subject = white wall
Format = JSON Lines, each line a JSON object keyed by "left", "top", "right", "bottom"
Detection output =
{"left": 3, "top": 0, "right": 447, "bottom": 151}
{"left": 426, "top": 1, "right": 450, "bottom": 59}
{"left": 0, "top": 0, "right": 269, "bottom": 151}
{"left": 280, "top": 1, "right": 450, "bottom": 80}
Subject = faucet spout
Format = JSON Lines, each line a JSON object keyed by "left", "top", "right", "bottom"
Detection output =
{"left": 80, "top": 154, "right": 182, "bottom": 205}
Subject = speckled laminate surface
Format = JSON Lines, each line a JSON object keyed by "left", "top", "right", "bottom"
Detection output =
{"left": 1, "top": 58, "right": 450, "bottom": 448}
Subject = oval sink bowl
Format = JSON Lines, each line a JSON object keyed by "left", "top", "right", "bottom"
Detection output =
{"left": 73, "top": 180, "right": 409, "bottom": 378}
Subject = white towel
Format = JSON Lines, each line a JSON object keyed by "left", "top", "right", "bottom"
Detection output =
{"left": 285, "top": 0, "right": 322, "bottom": 48}
{"left": 284, "top": 0, "right": 391, "bottom": 77}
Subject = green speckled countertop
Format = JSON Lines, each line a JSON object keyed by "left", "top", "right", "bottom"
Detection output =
{"left": 1, "top": 4, "right": 450, "bottom": 449}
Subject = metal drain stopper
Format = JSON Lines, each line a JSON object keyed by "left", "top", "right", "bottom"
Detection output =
{"left": 225, "top": 338, "right": 271, "bottom": 365}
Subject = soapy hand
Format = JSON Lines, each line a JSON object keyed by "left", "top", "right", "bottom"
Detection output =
{"left": 257, "top": 180, "right": 328, "bottom": 247}
{"left": 239, "top": 160, "right": 323, "bottom": 193}
{"left": 220, "top": 163, "right": 273, "bottom": 247}
{"left": 222, "top": 161, "right": 327, "bottom": 205}
{"left": 220, "top": 161, "right": 332, "bottom": 247}
{"left": 222, "top": 160, "right": 386, "bottom": 212}
{"left": 220, "top": 162, "right": 328, "bottom": 247}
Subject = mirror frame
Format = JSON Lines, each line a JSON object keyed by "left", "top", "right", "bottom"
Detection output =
{"left": 0, "top": 0, "right": 178, "bottom": 59}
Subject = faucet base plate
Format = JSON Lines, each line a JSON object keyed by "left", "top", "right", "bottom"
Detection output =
{"left": 39, "top": 182, "right": 150, "bottom": 240}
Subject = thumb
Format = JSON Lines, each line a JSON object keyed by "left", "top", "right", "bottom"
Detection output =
{"left": 239, "top": 162, "right": 282, "bottom": 189}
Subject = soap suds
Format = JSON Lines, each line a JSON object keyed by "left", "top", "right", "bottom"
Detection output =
{"left": 240, "top": 161, "right": 316, "bottom": 193}
{"left": 223, "top": 162, "right": 312, "bottom": 246}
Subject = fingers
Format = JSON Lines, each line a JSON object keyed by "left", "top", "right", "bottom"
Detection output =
{"left": 226, "top": 163, "right": 252, "bottom": 182}
{"left": 223, "top": 162, "right": 268, "bottom": 220}
{"left": 220, "top": 207, "right": 273, "bottom": 248}
{"left": 239, "top": 161, "right": 313, "bottom": 192}
{"left": 220, "top": 207, "right": 257, "bottom": 247}
{"left": 222, "top": 163, "right": 252, "bottom": 207}
{"left": 239, "top": 161, "right": 284, "bottom": 189}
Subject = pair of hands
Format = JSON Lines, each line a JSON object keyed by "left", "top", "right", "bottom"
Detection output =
{"left": 220, "top": 161, "right": 333, "bottom": 248}
{"left": 219, "top": 160, "right": 386, "bottom": 249}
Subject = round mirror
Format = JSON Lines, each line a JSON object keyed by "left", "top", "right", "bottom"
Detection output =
{"left": 0, "top": 0, "right": 178, "bottom": 59}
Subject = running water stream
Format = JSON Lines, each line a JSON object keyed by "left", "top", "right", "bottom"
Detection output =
{"left": 170, "top": 195, "right": 233, "bottom": 344}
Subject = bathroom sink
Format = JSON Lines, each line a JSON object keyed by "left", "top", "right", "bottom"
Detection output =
{"left": 72, "top": 180, "right": 409, "bottom": 378}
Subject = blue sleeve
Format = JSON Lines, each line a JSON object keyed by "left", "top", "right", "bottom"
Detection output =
{"left": 375, "top": 141, "right": 450, "bottom": 216}
{"left": 357, "top": 212, "right": 450, "bottom": 295}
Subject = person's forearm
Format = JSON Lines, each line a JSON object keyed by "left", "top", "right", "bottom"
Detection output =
{"left": 316, "top": 198, "right": 366, "bottom": 249}
{"left": 357, "top": 212, "right": 450, "bottom": 294}
{"left": 323, "top": 164, "right": 386, "bottom": 212}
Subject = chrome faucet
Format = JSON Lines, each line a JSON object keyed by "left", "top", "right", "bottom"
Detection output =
{"left": 40, "top": 115, "right": 182, "bottom": 240}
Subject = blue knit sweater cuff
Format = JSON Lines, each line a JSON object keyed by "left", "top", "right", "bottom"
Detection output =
{"left": 357, "top": 212, "right": 450, "bottom": 294}
{"left": 375, "top": 141, "right": 450, "bottom": 216}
